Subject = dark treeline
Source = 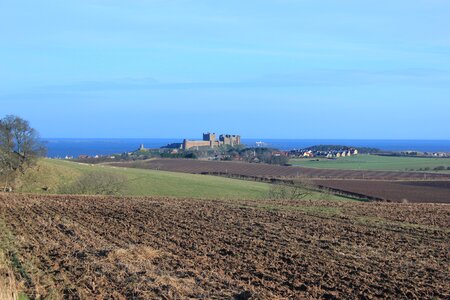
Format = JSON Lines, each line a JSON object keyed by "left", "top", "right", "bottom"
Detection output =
{"left": 76, "top": 145, "right": 290, "bottom": 165}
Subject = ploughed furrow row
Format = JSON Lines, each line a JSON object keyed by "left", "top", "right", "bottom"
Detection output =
{"left": 112, "top": 159, "right": 450, "bottom": 203}
{"left": 240, "top": 198, "right": 450, "bottom": 229}
{"left": 1, "top": 197, "right": 128, "bottom": 296}
{"left": 0, "top": 194, "right": 449, "bottom": 299}
{"left": 115, "top": 159, "right": 450, "bottom": 180}
{"left": 315, "top": 180, "right": 450, "bottom": 204}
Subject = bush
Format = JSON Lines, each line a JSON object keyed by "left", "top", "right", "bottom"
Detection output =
{"left": 183, "top": 152, "right": 198, "bottom": 159}
{"left": 433, "top": 166, "right": 446, "bottom": 171}
{"left": 269, "top": 155, "right": 290, "bottom": 166}
{"left": 59, "top": 172, "right": 128, "bottom": 196}
{"left": 266, "top": 180, "right": 313, "bottom": 200}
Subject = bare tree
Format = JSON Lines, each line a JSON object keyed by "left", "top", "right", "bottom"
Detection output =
{"left": 58, "top": 172, "right": 128, "bottom": 196}
{"left": 266, "top": 179, "right": 314, "bottom": 200}
{"left": 0, "top": 115, "right": 45, "bottom": 190}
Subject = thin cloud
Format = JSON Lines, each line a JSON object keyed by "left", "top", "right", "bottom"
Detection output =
{"left": 1, "top": 68, "right": 449, "bottom": 99}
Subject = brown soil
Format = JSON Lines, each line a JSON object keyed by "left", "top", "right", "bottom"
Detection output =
{"left": 110, "top": 159, "right": 450, "bottom": 203}
{"left": 1, "top": 193, "right": 449, "bottom": 299}
{"left": 110, "top": 159, "right": 450, "bottom": 180}
{"left": 314, "top": 180, "right": 450, "bottom": 203}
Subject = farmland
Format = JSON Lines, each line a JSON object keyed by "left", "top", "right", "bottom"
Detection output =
{"left": 0, "top": 193, "right": 449, "bottom": 299}
{"left": 110, "top": 159, "right": 450, "bottom": 180}
{"left": 110, "top": 159, "right": 450, "bottom": 203}
{"left": 314, "top": 180, "right": 450, "bottom": 204}
{"left": 14, "top": 159, "right": 272, "bottom": 200}
{"left": 290, "top": 154, "right": 450, "bottom": 172}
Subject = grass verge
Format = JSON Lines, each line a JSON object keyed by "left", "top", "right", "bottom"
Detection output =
{"left": 0, "top": 219, "right": 27, "bottom": 300}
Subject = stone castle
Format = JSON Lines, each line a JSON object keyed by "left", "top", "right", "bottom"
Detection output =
{"left": 183, "top": 132, "right": 241, "bottom": 150}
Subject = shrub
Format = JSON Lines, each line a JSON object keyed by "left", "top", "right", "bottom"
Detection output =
{"left": 433, "top": 166, "right": 446, "bottom": 171}
{"left": 59, "top": 172, "right": 128, "bottom": 196}
{"left": 266, "top": 180, "right": 314, "bottom": 200}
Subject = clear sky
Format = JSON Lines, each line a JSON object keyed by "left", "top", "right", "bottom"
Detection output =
{"left": 1, "top": 0, "right": 449, "bottom": 139}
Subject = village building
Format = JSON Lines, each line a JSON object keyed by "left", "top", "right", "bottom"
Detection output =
{"left": 272, "top": 151, "right": 289, "bottom": 157}
{"left": 303, "top": 151, "right": 314, "bottom": 158}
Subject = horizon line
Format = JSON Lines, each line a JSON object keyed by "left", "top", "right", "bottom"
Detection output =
{"left": 41, "top": 137, "right": 450, "bottom": 141}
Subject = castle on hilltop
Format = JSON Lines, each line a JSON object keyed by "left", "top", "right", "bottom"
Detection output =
{"left": 183, "top": 132, "right": 241, "bottom": 150}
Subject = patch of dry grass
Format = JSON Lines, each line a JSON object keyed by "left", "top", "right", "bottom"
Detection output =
{"left": 0, "top": 264, "right": 19, "bottom": 300}
{"left": 0, "top": 222, "right": 19, "bottom": 300}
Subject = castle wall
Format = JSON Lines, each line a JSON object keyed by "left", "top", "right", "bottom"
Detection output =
{"left": 183, "top": 140, "right": 213, "bottom": 150}
{"left": 219, "top": 134, "right": 241, "bottom": 147}
{"left": 183, "top": 133, "right": 240, "bottom": 150}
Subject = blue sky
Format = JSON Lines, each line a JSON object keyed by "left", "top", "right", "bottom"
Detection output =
{"left": 1, "top": 0, "right": 449, "bottom": 139}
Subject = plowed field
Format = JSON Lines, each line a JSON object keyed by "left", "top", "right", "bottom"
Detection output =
{"left": 110, "top": 159, "right": 450, "bottom": 203}
{"left": 1, "top": 194, "right": 449, "bottom": 299}
{"left": 111, "top": 159, "right": 450, "bottom": 180}
{"left": 314, "top": 180, "right": 450, "bottom": 204}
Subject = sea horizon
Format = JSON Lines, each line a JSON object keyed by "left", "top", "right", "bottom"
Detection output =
{"left": 42, "top": 138, "right": 450, "bottom": 158}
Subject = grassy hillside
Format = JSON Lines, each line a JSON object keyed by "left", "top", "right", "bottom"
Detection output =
{"left": 290, "top": 154, "right": 450, "bottom": 171}
{"left": 14, "top": 159, "right": 269, "bottom": 199}
{"left": 13, "top": 159, "right": 342, "bottom": 201}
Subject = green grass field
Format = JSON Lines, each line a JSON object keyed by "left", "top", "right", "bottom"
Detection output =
{"left": 290, "top": 154, "right": 450, "bottom": 171}
{"left": 15, "top": 159, "right": 269, "bottom": 199}
{"left": 14, "top": 159, "right": 345, "bottom": 201}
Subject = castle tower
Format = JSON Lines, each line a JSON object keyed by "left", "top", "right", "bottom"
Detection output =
{"left": 203, "top": 132, "right": 216, "bottom": 142}
{"left": 203, "top": 132, "right": 217, "bottom": 147}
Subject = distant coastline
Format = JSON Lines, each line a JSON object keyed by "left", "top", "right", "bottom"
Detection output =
{"left": 42, "top": 138, "right": 450, "bottom": 158}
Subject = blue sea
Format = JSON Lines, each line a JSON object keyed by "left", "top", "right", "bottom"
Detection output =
{"left": 42, "top": 138, "right": 450, "bottom": 158}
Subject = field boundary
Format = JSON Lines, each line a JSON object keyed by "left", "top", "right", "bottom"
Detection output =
{"left": 110, "top": 158, "right": 450, "bottom": 181}
{"left": 198, "top": 172, "right": 381, "bottom": 202}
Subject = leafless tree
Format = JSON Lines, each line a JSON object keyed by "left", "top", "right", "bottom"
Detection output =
{"left": 58, "top": 172, "right": 128, "bottom": 196}
{"left": 0, "top": 115, "right": 46, "bottom": 190}
{"left": 266, "top": 179, "right": 314, "bottom": 200}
